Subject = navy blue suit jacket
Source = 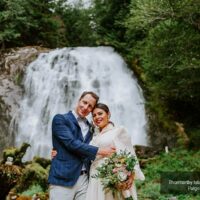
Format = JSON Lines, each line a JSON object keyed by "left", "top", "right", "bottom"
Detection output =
{"left": 48, "top": 111, "right": 98, "bottom": 186}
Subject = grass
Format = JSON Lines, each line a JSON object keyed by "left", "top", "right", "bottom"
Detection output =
{"left": 136, "top": 148, "right": 200, "bottom": 200}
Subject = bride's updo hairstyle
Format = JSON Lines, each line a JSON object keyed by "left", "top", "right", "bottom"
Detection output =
{"left": 94, "top": 103, "right": 109, "bottom": 113}
{"left": 93, "top": 103, "right": 114, "bottom": 126}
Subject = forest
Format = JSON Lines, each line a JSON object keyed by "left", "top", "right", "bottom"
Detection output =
{"left": 1, "top": 0, "right": 199, "bottom": 148}
{"left": 0, "top": 0, "right": 199, "bottom": 199}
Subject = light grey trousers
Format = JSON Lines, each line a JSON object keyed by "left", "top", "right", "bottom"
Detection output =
{"left": 49, "top": 174, "right": 88, "bottom": 200}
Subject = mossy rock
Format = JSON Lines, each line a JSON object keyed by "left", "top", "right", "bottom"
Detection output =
{"left": 33, "top": 156, "right": 51, "bottom": 169}
{"left": 6, "top": 191, "right": 49, "bottom": 200}
{"left": 14, "top": 162, "right": 48, "bottom": 193}
{"left": 20, "top": 184, "right": 49, "bottom": 200}
{"left": 2, "top": 143, "right": 31, "bottom": 165}
{"left": 0, "top": 164, "right": 23, "bottom": 200}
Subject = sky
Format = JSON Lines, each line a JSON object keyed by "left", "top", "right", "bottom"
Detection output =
{"left": 63, "top": 0, "right": 92, "bottom": 8}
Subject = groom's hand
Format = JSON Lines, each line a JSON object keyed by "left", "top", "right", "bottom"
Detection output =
{"left": 51, "top": 149, "right": 57, "bottom": 159}
{"left": 97, "top": 146, "right": 116, "bottom": 157}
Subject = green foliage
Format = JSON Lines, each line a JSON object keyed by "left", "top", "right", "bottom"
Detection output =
{"left": 0, "top": 0, "right": 66, "bottom": 48}
{"left": 127, "top": 0, "right": 200, "bottom": 101}
{"left": 0, "top": 0, "right": 102, "bottom": 48}
{"left": 33, "top": 156, "right": 51, "bottom": 169}
{"left": 15, "top": 162, "right": 48, "bottom": 193}
{"left": 137, "top": 149, "right": 200, "bottom": 199}
{"left": 92, "top": 0, "right": 131, "bottom": 52}
{"left": 127, "top": 0, "right": 199, "bottom": 31}
{"left": 125, "top": 0, "right": 200, "bottom": 145}
{"left": 54, "top": 1, "right": 95, "bottom": 46}
{"left": 0, "top": 0, "right": 26, "bottom": 47}
{"left": 21, "top": 184, "right": 43, "bottom": 196}
{"left": 142, "top": 20, "right": 200, "bottom": 104}
{"left": 187, "top": 128, "right": 200, "bottom": 149}
{"left": 14, "top": 70, "right": 24, "bottom": 85}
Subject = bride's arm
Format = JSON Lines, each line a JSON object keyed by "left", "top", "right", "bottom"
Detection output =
{"left": 113, "top": 127, "right": 145, "bottom": 181}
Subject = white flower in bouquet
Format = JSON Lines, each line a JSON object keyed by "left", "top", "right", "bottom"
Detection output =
{"left": 117, "top": 171, "right": 128, "bottom": 182}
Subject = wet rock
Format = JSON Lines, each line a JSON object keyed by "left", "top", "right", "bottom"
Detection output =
{"left": 2, "top": 47, "right": 49, "bottom": 81}
{"left": 135, "top": 145, "right": 160, "bottom": 159}
{"left": 0, "top": 47, "right": 50, "bottom": 159}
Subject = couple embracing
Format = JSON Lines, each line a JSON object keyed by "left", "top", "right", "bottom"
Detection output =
{"left": 48, "top": 91, "right": 145, "bottom": 200}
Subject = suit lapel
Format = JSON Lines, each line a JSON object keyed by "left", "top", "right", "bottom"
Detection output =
{"left": 84, "top": 121, "right": 93, "bottom": 143}
{"left": 66, "top": 111, "right": 84, "bottom": 141}
{"left": 66, "top": 111, "right": 93, "bottom": 143}
{"left": 67, "top": 111, "right": 79, "bottom": 126}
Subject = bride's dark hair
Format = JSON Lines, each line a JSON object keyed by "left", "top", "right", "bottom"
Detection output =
{"left": 93, "top": 103, "right": 114, "bottom": 126}
{"left": 94, "top": 103, "right": 109, "bottom": 113}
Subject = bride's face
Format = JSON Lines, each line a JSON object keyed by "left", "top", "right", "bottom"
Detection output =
{"left": 92, "top": 108, "right": 109, "bottom": 130}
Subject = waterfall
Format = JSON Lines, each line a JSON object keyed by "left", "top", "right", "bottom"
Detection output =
{"left": 13, "top": 47, "right": 147, "bottom": 160}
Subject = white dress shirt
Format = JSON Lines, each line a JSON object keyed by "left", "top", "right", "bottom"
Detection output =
{"left": 72, "top": 110, "right": 89, "bottom": 172}
{"left": 72, "top": 111, "right": 89, "bottom": 139}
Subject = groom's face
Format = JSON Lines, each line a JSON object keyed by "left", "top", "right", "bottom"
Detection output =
{"left": 76, "top": 94, "right": 96, "bottom": 118}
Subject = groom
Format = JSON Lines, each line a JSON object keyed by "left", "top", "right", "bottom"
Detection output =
{"left": 48, "top": 91, "right": 116, "bottom": 200}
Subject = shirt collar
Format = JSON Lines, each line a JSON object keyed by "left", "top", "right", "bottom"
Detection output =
{"left": 72, "top": 110, "right": 87, "bottom": 123}
{"left": 72, "top": 110, "right": 79, "bottom": 120}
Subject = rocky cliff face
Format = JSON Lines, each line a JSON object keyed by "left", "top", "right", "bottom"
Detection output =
{"left": 0, "top": 47, "right": 49, "bottom": 157}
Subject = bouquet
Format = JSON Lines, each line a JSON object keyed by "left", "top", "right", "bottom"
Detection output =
{"left": 92, "top": 150, "right": 137, "bottom": 200}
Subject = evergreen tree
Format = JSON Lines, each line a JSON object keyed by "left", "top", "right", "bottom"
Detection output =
{"left": 126, "top": 0, "right": 200, "bottom": 145}
{"left": 54, "top": 0, "right": 95, "bottom": 46}
{"left": 92, "top": 0, "right": 131, "bottom": 52}
{"left": 0, "top": 0, "right": 66, "bottom": 48}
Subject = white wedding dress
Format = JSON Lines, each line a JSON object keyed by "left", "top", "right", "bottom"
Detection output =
{"left": 85, "top": 123, "right": 145, "bottom": 200}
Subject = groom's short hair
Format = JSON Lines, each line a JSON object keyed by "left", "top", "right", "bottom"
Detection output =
{"left": 79, "top": 91, "right": 99, "bottom": 105}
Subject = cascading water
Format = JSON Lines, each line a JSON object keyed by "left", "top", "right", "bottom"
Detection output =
{"left": 13, "top": 47, "right": 147, "bottom": 160}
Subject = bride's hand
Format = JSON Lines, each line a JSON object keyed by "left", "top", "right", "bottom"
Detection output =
{"left": 117, "top": 173, "right": 134, "bottom": 190}
{"left": 51, "top": 149, "right": 57, "bottom": 159}
{"left": 125, "top": 173, "right": 134, "bottom": 189}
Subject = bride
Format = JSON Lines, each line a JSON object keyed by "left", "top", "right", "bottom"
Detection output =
{"left": 86, "top": 103, "right": 145, "bottom": 200}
